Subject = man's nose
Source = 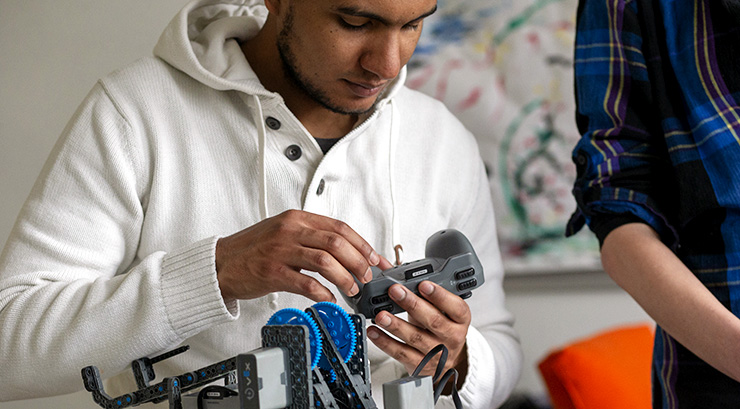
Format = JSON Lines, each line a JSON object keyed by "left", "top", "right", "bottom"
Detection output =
{"left": 360, "top": 32, "right": 404, "bottom": 80}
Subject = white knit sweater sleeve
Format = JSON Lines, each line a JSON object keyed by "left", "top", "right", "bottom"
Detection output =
{"left": 437, "top": 149, "right": 523, "bottom": 409}
{"left": 0, "top": 82, "right": 237, "bottom": 401}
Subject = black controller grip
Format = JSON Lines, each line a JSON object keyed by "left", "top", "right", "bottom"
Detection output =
{"left": 342, "top": 229, "right": 484, "bottom": 318}
{"left": 425, "top": 229, "right": 475, "bottom": 259}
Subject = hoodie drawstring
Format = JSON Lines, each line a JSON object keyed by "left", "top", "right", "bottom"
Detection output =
{"left": 252, "top": 94, "right": 269, "bottom": 220}
{"left": 388, "top": 101, "right": 403, "bottom": 265}
{"left": 251, "top": 94, "right": 279, "bottom": 308}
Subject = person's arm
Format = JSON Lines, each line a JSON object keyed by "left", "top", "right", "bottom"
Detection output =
{"left": 570, "top": 0, "right": 740, "bottom": 389}
{"left": 601, "top": 223, "right": 740, "bottom": 382}
{"left": 215, "top": 209, "right": 386, "bottom": 303}
{"left": 0, "top": 81, "right": 383, "bottom": 401}
{"left": 0, "top": 82, "right": 236, "bottom": 401}
{"left": 367, "top": 146, "right": 522, "bottom": 409}
{"left": 568, "top": 0, "right": 681, "bottom": 245}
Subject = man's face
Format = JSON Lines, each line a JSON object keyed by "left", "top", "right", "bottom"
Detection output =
{"left": 275, "top": 0, "right": 437, "bottom": 115}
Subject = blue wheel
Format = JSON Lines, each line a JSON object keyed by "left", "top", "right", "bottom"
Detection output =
{"left": 312, "top": 302, "right": 357, "bottom": 372}
{"left": 266, "top": 308, "right": 322, "bottom": 369}
{"left": 327, "top": 368, "right": 337, "bottom": 383}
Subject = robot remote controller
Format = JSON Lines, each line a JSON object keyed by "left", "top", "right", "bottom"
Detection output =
{"left": 342, "top": 229, "right": 484, "bottom": 318}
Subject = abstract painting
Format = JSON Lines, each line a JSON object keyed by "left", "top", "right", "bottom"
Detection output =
{"left": 408, "top": 0, "right": 601, "bottom": 274}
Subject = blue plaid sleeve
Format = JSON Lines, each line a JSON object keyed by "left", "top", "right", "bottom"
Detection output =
{"left": 567, "top": 0, "right": 680, "bottom": 248}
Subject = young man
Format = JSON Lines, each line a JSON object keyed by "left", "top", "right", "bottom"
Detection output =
{"left": 0, "top": 0, "right": 522, "bottom": 407}
{"left": 569, "top": 0, "right": 740, "bottom": 406}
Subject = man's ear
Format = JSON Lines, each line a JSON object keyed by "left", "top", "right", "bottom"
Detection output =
{"left": 263, "top": 0, "right": 282, "bottom": 15}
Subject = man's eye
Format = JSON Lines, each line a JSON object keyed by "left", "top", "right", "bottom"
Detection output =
{"left": 340, "top": 18, "right": 368, "bottom": 30}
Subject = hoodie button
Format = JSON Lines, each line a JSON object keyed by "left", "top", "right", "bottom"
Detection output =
{"left": 285, "top": 145, "right": 302, "bottom": 161}
{"left": 266, "top": 116, "right": 281, "bottom": 130}
{"left": 316, "top": 179, "right": 326, "bottom": 195}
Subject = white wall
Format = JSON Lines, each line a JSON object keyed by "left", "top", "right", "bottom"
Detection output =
{"left": 504, "top": 272, "right": 651, "bottom": 398}
{"left": 0, "top": 2, "right": 187, "bottom": 408}
{"left": 0, "top": 0, "right": 187, "bottom": 250}
{"left": 0, "top": 1, "right": 652, "bottom": 407}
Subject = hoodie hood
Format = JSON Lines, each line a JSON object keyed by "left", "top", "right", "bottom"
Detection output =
{"left": 153, "top": 0, "right": 406, "bottom": 103}
{"left": 153, "top": 0, "right": 407, "bottom": 261}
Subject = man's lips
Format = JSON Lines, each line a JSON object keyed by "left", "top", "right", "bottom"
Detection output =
{"left": 345, "top": 80, "right": 386, "bottom": 98}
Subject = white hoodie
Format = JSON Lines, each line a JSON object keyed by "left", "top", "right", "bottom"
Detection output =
{"left": 0, "top": 1, "right": 522, "bottom": 407}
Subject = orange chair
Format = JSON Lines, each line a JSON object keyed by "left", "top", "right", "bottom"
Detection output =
{"left": 537, "top": 323, "right": 654, "bottom": 409}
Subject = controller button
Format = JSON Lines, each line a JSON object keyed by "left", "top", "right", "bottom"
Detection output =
{"left": 370, "top": 294, "right": 390, "bottom": 305}
{"left": 454, "top": 268, "right": 475, "bottom": 280}
{"left": 373, "top": 305, "right": 394, "bottom": 316}
{"left": 460, "top": 292, "right": 472, "bottom": 300}
{"left": 457, "top": 278, "right": 477, "bottom": 291}
{"left": 404, "top": 263, "right": 434, "bottom": 280}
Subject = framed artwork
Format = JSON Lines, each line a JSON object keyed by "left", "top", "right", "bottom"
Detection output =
{"left": 407, "top": 0, "right": 601, "bottom": 274}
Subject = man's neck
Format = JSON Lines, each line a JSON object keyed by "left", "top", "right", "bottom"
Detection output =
{"left": 240, "top": 26, "right": 359, "bottom": 140}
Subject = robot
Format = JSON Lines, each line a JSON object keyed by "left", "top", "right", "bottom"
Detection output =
{"left": 82, "top": 229, "right": 479, "bottom": 409}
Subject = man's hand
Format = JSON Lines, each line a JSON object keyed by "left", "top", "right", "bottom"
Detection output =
{"left": 366, "top": 281, "right": 470, "bottom": 384}
{"left": 215, "top": 210, "right": 384, "bottom": 303}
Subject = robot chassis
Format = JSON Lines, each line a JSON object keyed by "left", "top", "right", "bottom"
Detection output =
{"left": 81, "top": 303, "right": 430, "bottom": 409}
{"left": 82, "top": 229, "right": 482, "bottom": 409}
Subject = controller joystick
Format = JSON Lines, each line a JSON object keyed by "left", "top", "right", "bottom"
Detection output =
{"left": 342, "top": 229, "right": 484, "bottom": 318}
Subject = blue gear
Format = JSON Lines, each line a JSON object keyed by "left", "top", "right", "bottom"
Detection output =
{"left": 312, "top": 302, "right": 357, "bottom": 372}
{"left": 327, "top": 369, "right": 338, "bottom": 383}
{"left": 266, "top": 308, "right": 322, "bottom": 369}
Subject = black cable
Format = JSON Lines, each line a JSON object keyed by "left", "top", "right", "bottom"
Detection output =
{"left": 434, "top": 368, "right": 463, "bottom": 409}
{"left": 411, "top": 343, "right": 448, "bottom": 383}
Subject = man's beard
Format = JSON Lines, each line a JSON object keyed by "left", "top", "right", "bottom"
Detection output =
{"left": 276, "top": 9, "right": 378, "bottom": 116}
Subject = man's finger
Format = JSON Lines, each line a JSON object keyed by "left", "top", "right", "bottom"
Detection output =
{"left": 387, "top": 284, "right": 464, "bottom": 344}
{"left": 296, "top": 229, "right": 373, "bottom": 285}
{"left": 275, "top": 268, "right": 337, "bottom": 303}
{"left": 373, "top": 310, "right": 442, "bottom": 352}
{"left": 301, "top": 212, "right": 381, "bottom": 267}
{"left": 416, "top": 281, "right": 471, "bottom": 325}
{"left": 377, "top": 255, "right": 394, "bottom": 270}
{"left": 286, "top": 246, "right": 360, "bottom": 296}
{"left": 367, "top": 325, "right": 425, "bottom": 369}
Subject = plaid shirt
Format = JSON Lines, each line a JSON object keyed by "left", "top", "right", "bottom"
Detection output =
{"left": 568, "top": 0, "right": 740, "bottom": 406}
